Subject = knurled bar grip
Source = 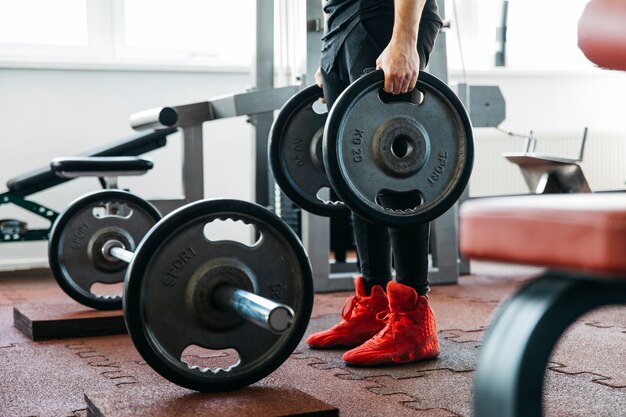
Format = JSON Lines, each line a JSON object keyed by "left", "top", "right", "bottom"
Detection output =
{"left": 107, "top": 244, "right": 294, "bottom": 333}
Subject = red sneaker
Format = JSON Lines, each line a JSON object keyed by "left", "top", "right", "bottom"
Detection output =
{"left": 342, "top": 281, "right": 439, "bottom": 366}
{"left": 307, "top": 277, "right": 389, "bottom": 348}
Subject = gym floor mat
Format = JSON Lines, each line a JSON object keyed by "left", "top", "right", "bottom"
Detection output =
{"left": 0, "top": 262, "right": 624, "bottom": 416}
{"left": 14, "top": 303, "right": 125, "bottom": 341}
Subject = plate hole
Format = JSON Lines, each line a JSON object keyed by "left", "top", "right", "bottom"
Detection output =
{"left": 391, "top": 135, "right": 414, "bottom": 159}
{"left": 203, "top": 219, "right": 259, "bottom": 247}
{"left": 89, "top": 282, "right": 123, "bottom": 299}
{"left": 379, "top": 89, "right": 424, "bottom": 106}
{"left": 312, "top": 99, "right": 328, "bottom": 115}
{"left": 376, "top": 189, "right": 423, "bottom": 211}
{"left": 92, "top": 202, "right": 133, "bottom": 219}
{"left": 181, "top": 345, "right": 241, "bottom": 373}
{"left": 316, "top": 187, "right": 342, "bottom": 205}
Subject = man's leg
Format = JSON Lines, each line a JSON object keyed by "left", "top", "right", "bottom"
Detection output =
{"left": 308, "top": 42, "right": 390, "bottom": 350}
{"left": 342, "top": 16, "right": 442, "bottom": 366}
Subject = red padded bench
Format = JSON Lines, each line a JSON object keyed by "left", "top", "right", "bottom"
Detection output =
{"left": 461, "top": 194, "right": 626, "bottom": 276}
{"left": 461, "top": 2, "right": 626, "bottom": 415}
{"left": 461, "top": 194, "right": 626, "bottom": 417}
{"left": 578, "top": 0, "right": 626, "bottom": 71}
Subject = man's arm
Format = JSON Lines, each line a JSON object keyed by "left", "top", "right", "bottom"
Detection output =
{"left": 322, "top": 0, "right": 328, "bottom": 35}
{"left": 314, "top": 0, "right": 328, "bottom": 98}
{"left": 376, "top": 0, "right": 426, "bottom": 94}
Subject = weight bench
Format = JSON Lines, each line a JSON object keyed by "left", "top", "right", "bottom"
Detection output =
{"left": 461, "top": 2, "right": 626, "bottom": 414}
{"left": 460, "top": 193, "right": 626, "bottom": 416}
{"left": 6, "top": 128, "right": 174, "bottom": 197}
{"left": 0, "top": 128, "right": 175, "bottom": 242}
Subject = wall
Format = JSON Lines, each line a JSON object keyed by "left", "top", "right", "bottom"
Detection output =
{"left": 450, "top": 69, "right": 626, "bottom": 196}
{"left": 0, "top": 68, "right": 254, "bottom": 269}
{"left": 2, "top": 66, "right": 626, "bottom": 270}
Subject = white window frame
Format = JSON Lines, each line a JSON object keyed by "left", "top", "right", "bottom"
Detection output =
{"left": 445, "top": 0, "right": 599, "bottom": 75}
{"left": 110, "top": 0, "right": 255, "bottom": 70}
{"left": 0, "top": 0, "right": 253, "bottom": 72}
{"left": 0, "top": 1, "right": 111, "bottom": 65}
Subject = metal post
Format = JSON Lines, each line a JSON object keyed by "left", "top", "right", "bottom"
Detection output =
{"left": 495, "top": 0, "right": 509, "bottom": 67}
{"left": 429, "top": 0, "right": 449, "bottom": 83}
{"left": 301, "top": 0, "right": 358, "bottom": 292}
{"left": 252, "top": 0, "right": 275, "bottom": 208}
{"left": 181, "top": 125, "right": 205, "bottom": 204}
{"left": 427, "top": 0, "right": 467, "bottom": 280}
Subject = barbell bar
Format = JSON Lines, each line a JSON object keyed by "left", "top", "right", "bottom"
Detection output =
{"left": 106, "top": 242, "right": 295, "bottom": 333}
{"left": 49, "top": 193, "right": 314, "bottom": 392}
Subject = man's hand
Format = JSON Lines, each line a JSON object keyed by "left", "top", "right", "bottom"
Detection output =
{"left": 314, "top": 67, "right": 326, "bottom": 103}
{"left": 376, "top": 0, "right": 426, "bottom": 95}
{"left": 376, "top": 39, "right": 420, "bottom": 95}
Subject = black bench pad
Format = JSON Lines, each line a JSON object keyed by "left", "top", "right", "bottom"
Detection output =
{"left": 51, "top": 157, "right": 153, "bottom": 178}
{"left": 6, "top": 127, "right": 176, "bottom": 197}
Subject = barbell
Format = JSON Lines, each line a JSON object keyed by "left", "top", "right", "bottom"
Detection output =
{"left": 48, "top": 190, "right": 313, "bottom": 391}
{"left": 48, "top": 190, "right": 162, "bottom": 310}
{"left": 269, "top": 70, "right": 474, "bottom": 227}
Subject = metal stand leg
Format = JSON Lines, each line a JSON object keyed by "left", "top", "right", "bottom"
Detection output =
{"left": 428, "top": 203, "right": 460, "bottom": 284}
{"left": 457, "top": 188, "right": 471, "bottom": 275}
{"left": 475, "top": 271, "right": 626, "bottom": 417}
{"left": 302, "top": 212, "right": 355, "bottom": 292}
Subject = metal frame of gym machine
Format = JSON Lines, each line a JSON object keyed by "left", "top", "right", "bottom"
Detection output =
{"left": 129, "top": 84, "right": 299, "bottom": 215}
{"left": 132, "top": 0, "right": 505, "bottom": 293}
{"left": 129, "top": 2, "right": 294, "bottom": 217}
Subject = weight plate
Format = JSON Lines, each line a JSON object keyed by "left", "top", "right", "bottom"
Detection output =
{"left": 124, "top": 199, "right": 313, "bottom": 392}
{"left": 323, "top": 70, "right": 474, "bottom": 227}
{"left": 48, "top": 190, "right": 161, "bottom": 310}
{"left": 269, "top": 85, "right": 348, "bottom": 217}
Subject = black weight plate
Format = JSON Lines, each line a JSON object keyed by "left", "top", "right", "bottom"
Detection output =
{"left": 48, "top": 190, "right": 161, "bottom": 310}
{"left": 124, "top": 199, "right": 313, "bottom": 392}
{"left": 323, "top": 70, "right": 474, "bottom": 227}
{"left": 269, "top": 85, "right": 348, "bottom": 217}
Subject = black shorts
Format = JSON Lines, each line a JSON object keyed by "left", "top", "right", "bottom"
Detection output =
{"left": 321, "top": 15, "right": 442, "bottom": 108}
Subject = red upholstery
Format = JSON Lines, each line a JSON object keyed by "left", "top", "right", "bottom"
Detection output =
{"left": 460, "top": 194, "right": 626, "bottom": 277}
{"left": 578, "top": 0, "right": 626, "bottom": 71}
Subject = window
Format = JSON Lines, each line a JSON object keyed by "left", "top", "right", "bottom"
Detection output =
{"left": 0, "top": 0, "right": 255, "bottom": 70}
{"left": 0, "top": 0, "right": 88, "bottom": 46}
{"left": 0, "top": 0, "right": 105, "bottom": 62}
{"left": 506, "top": 0, "right": 590, "bottom": 69}
{"left": 446, "top": 0, "right": 594, "bottom": 72}
{"left": 117, "top": 0, "right": 255, "bottom": 68}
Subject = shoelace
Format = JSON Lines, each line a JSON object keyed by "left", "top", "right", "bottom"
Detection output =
{"left": 371, "top": 310, "right": 415, "bottom": 343}
{"left": 341, "top": 296, "right": 360, "bottom": 320}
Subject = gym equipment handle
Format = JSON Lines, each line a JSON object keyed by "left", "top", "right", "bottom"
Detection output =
{"left": 129, "top": 107, "right": 179, "bottom": 131}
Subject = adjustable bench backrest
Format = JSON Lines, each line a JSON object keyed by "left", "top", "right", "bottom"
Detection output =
{"left": 6, "top": 127, "right": 177, "bottom": 197}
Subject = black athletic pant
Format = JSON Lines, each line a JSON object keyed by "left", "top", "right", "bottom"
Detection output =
{"left": 321, "top": 15, "right": 441, "bottom": 296}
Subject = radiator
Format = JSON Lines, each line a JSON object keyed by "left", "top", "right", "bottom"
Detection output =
{"left": 469, "top": 129, "right": 626, "bottom": 196}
